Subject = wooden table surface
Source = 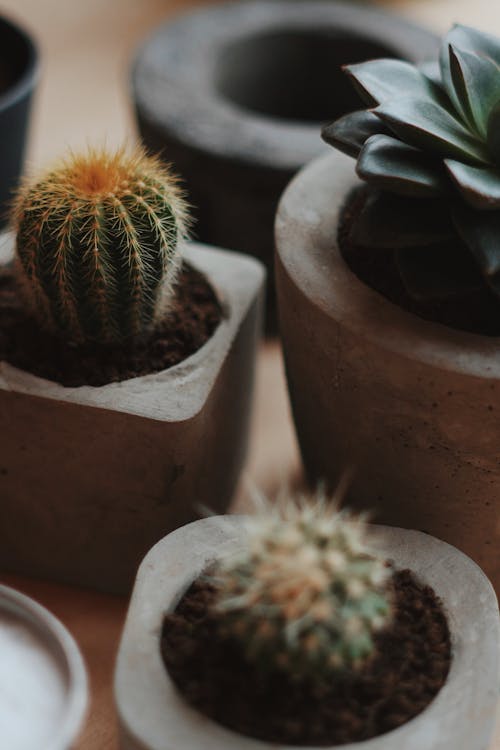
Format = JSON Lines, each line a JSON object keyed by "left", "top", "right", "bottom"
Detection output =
{"left": 1, "top": 0, "right": 499, "bottom": 747}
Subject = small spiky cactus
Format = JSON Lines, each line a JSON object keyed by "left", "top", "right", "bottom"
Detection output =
{"left": 210, "top": 495, "right": 392, "bottom": 679}
{"left": 13, "top": 146, "right": 189, "bottom": 345}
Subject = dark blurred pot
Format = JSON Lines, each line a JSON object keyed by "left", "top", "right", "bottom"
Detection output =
{"left": 131, "top": 0, "right": 438, "bottom": 330}
{"left": 0, "top": 15, "right": 38, "bottom": 227}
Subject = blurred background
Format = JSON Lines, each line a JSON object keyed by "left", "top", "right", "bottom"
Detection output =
{"left": 4, "top": 0, "right": 500, "bottom": 171}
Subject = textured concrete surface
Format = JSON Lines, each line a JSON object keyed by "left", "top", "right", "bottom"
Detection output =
{"left": 132, "top": 0, "right": 438, "bottom": 327}
{"left": 115, "top": 517, "right": 500, "bottom": 750}
{"left": 276, "top": 151, "right": 500, "bottom": 595}
{"left": 0, "top": 238, "right": 264, "bottom": 593}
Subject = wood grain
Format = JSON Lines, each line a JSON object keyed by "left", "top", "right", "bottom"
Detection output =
{"left": 0, "top": 0, "right": 498, "bottom": 747}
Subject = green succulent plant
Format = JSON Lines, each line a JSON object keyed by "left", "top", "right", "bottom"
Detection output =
{"left": 322, "top": 24, "right": 500, "bottom": 301}
{"left": 14, "top": 146, "right": 189, "bottom": 345}
{"left": 210, "top": 494, "right": 392, "bottom": 679}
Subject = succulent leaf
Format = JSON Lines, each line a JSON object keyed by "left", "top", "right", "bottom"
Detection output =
{"left": 374, "top": 98, "right": 489, "bottom": 165}
{"left": 321, "top": 111, "right": 390, "bottom": 158}
{"left": 445, "top": 160, "right": 500, "bottom": 209}
{"left": 344, "top": 59, "right": 447, "bottom": 108}
{"left": 350, "top": 191, "right": 453, "bottom": 249}
{"left": 487, "top": 101, "right": 500, "bottom": 164}
{"left": 396, "top": 242, "right": 483, "bottom": 299}
{"left": 357, "top": 134, "right": 447, "bottom": 197}
{"left": 452, "top": 203, "right": 500, "bottom": 276}
{"left": 440, "top": 25, "right": 500, "bottom": 122}
{"left": 418, "top": 60, "right": 443, "bottom": 88}
{"left": 324, "top": 23, "right": 500, "bottom": 305}
{"left": 449, "top": 45, "right": 500, "bottom": 138}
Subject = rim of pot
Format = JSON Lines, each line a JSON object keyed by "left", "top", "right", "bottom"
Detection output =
{"left": 0, "top": 583, "right": 88, "bottom": 749}
{"left": 116, "top": 517, "right": 500, "bottom": 750}
{"left": 0, "top": 232, "right": 264, "bottom": 423}
{"left": 275, "top": 150, "right": 500, "bottom": 380}
{"left": 132, "top": 0, "right": 438, "bottom": 172}
{"left": 0, "top": 14, "right": 39, "bottom": 112}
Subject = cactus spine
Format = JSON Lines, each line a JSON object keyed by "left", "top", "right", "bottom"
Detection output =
{"left": 13, "top": 146, "right": 189, "bottom": 345}
{"left": 211, "top": 495, "right": 392, "bottom": 678}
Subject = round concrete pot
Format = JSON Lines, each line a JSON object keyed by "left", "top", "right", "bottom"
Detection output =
{"left": 0, "top": 583, "right": 88, "bottom": 749}
{"left": 0, "top": 234, "right": 264, "bottom": 593}
{"left": 275, "top": 150, "right": 500, "bottom": 595}
{"left": 114, "top": 516, "right": 500, "bottom": 750}
{"left": 131, "top": 0, "right": 438, "bottom": 329}
{"left": 0, "top": 15, "right": 38, "bottom": 228}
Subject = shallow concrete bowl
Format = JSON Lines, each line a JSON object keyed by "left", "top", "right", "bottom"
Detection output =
{"left": 0, "top": 583, "right": 88, "bottom": 750}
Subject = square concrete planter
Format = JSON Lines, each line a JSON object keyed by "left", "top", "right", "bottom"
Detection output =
{"left": 0, "top": 235, "right": 264, "bottom": 593}
{"left": 114, "top": 516, "right": 500, "bottom": 750}
{"left": 275, "top": 151, "right": 500, "bottom": 596}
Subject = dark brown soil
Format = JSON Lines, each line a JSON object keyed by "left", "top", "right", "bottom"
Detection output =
{"left": 0, "top": 263, "right": 222, "bottom": 387}
{"left": 161, "top": 569, "right": 451, "bottom": 746}
{"left": 339, "top": 187, "right": 500, "bottom": 336}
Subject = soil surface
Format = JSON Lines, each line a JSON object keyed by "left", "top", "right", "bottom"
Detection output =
{"left": 339, "top": 187, "right": 500, "bottom": 336}
{"left": 0, "top": 263, "right": 222, "bottom": 387}
{"left": 162, "top": 569, "right": 451, "bottom": 746}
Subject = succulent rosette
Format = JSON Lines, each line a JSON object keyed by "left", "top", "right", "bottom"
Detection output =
{"left": 322, "top": 25, "right": 500, "bottom": 301}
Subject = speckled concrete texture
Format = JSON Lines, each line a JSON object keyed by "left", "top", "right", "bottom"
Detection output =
{"left": 275, "top": 151, "right": 500, "bottom": 594}
{"left": 132, "top": 0, "right": 438, "bottom": 327}
{"left": 0, "top": 237, "right": 264, "bottom": 593}
{"left": 114, "top": 517, "right": 500, "bottom": 750}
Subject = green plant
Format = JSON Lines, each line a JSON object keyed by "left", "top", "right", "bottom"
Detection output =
{"left": 322, "top": 25, "right": 500, "bottom": 301}
{"left": 13, "top": 146, "right": 189, "bottom": 345}
{"left": 210, "top": 494, "right": 392, "bottom": 679}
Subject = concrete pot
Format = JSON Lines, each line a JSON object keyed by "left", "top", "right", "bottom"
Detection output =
{"left": 0, "top": 235, "right": 264, "bottom": 593}
{"left": 0, "top": 15, "right": 38, "bottom": 228}
{"left": 275, "top": 151, "right": 500, "bottom": 594}
{"left": 114, "top": 516, "right": 500, "bottom": 750}
{"left": 0, "top": 583, "right": 87, "bottom": 749}
{"left": 131, "top": 0, "right": 438, "bottom": 329}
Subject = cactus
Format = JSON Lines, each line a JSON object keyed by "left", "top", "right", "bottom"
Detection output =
{"left": 13, "top": 146, "right": 189, "bottom": 345}
{"left": 210, "top": 494, "right": 392, "bottom": 679}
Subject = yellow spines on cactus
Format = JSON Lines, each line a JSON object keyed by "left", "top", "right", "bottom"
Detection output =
{"left": 210, "top": 492, "right": 393, "bottom": 678}
{"left": 13, "top": 146, "right": 190, "bottom": 345}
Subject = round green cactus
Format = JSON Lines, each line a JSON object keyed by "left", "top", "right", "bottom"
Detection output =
{"left": 210, "top": 495, "right": 392, "bottom": 679}
{"left": 13, "top": 146, "right": 189, "bottom": 345}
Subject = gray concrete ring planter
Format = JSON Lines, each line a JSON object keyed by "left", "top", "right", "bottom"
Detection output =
{"left": 0, "top": 15, "right": 38, "bottom": 228}
{"left": 275, "top": 150, "right": 500, "bottom": 595}
{"left": 131, "top": 0, "right": 438, "bottom": 329}
{"left": 0, "top": 583, "right": 87, "bottom": 749}
{"left": 114, "top": 516, "right": 500, "bottom": 750}
{"left": 0, "top": 235, "right": 264, "bottom": 593}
